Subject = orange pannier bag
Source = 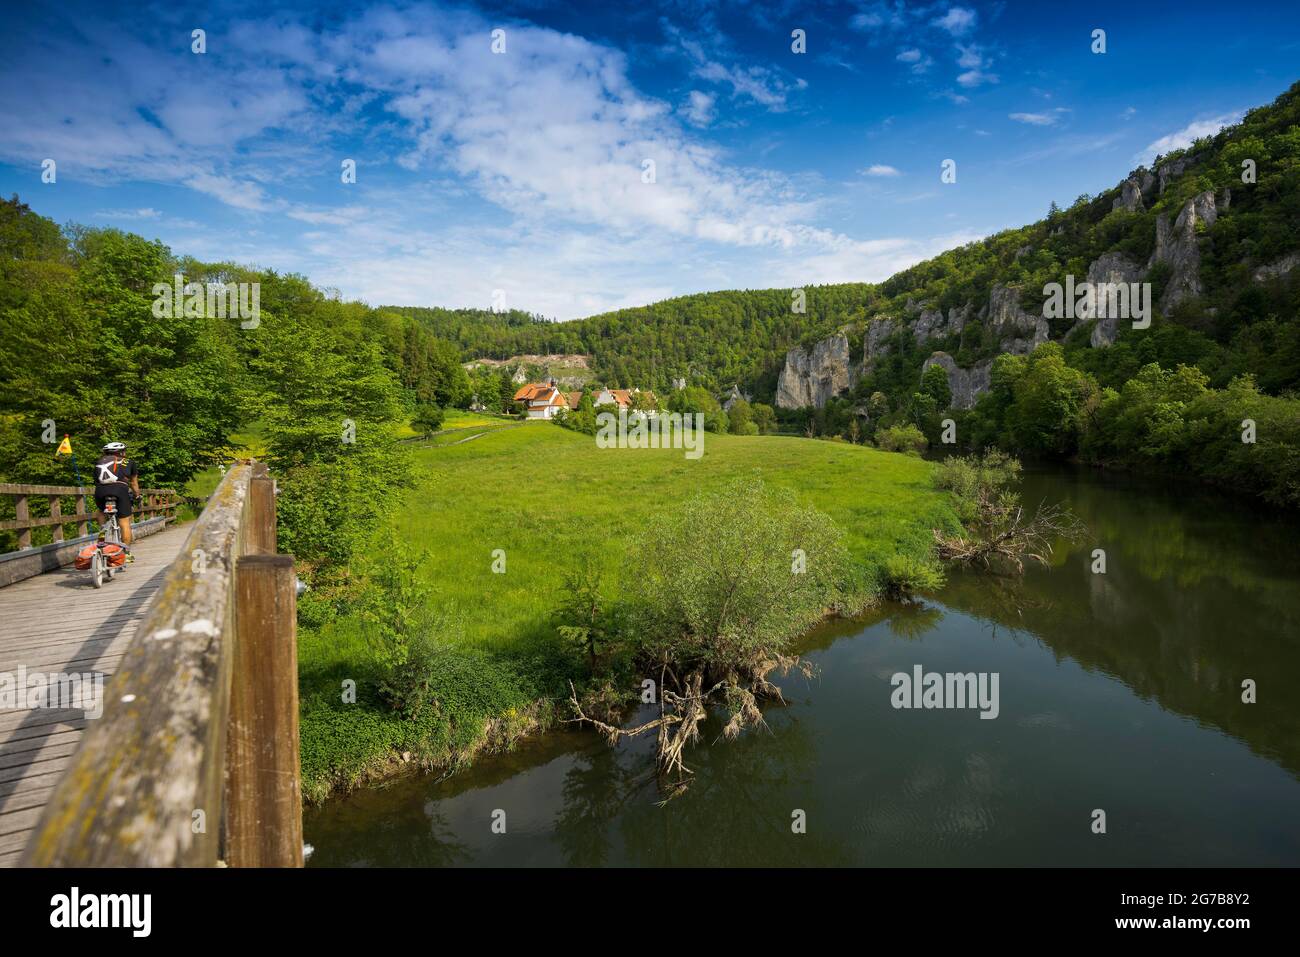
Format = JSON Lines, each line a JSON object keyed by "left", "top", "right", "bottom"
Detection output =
{"left": 102, "top": 543, "right": 126, "bottom": 567}
{"left": 74, "top": 544, "right": 97, "bottom": 570}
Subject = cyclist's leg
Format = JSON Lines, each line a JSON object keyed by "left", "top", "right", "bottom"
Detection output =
{"left": 120, "top": 516, "right": 133, "bottom": 547}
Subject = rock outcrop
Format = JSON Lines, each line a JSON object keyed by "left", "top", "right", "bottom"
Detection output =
{"left": 987, "top": 285, "right": 1049, "bottom": 354}
{"left": 774, "top": 332, "right": 851, "bottom": 409}
{"left": 922, "top": 352, "right": 994, "bottom": 410}
{"left": 1150, "top": 189, "right": 1221, "bottom": 309}
{"left": 721, "top": 384, "right": 752, "bottom": 411}
{"left": 1156, "top": 155, "right": 1195, "bottom": 194}
{"left": 1254, "top": 251, "right": 1300, "bottom": 282}
{"left": 1083, "top": 252, "right": 1144, "bottom": 347}
{"left": 1112, "top": 176, "right": 1145, "bottom": 212}
{"left": 864, "top": 317, "right": 896, "bottom": 369}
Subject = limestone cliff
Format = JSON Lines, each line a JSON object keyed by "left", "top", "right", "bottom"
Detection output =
{"left": 774, "top": 332, "right": 852, "bottom": 409}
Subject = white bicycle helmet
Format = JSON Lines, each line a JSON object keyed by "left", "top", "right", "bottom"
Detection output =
{"left": 102, "top": 441, "right": 126, "bottom": 452}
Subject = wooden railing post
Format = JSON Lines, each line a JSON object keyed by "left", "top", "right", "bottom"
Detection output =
{"left": 226, "top": 553, "right": 301, "bottom": 867}
{"left": 15, "top": 495, "right": 29, "bottom": 549}
{"left": 244, "top": 464, "right": 276, "bottom": 556}
{"left": 49, "top": 495, "right": 63, "bottom": 543}
{"left": 76, "top": 491, "right": 88, "bottom": 537}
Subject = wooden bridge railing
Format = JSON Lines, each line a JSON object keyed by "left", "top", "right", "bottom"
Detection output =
{"left": 0, "top": 483, "right": 180, "bottom": 548}
{"left": 20, "top": 460, "right": 303, "bottom": 868}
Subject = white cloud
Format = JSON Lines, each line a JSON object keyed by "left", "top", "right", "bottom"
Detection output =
{"left": 94, "top": 208, "right": 161, "bottom": 220}
{"left": 957, "top": 69, "right": 997, "bottom": 88}
{"left": 933, "top": 7, "right": 978, "bottom": 35}
{"left": 682, "top": 90, "right": 716, "bottom": 127}
{"left": 663, "top": 23, "right": 800, "bottom": 111}
{"left": 0, "top": 2, "right": 993, "bottom": 320}
{"left": 896, "top": 47, "right": 933, "bottom": 73}
{"left": 1135, "top": 111, "right": 1243, "bottom": 163}
{"left": 1009, "top": 112, "right": 1058, "bottom": 126}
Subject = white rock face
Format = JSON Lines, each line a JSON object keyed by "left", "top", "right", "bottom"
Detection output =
{"left": 1083, "top": 252, "right": 1144, "bottom": 348}
{"left": 774, "top": 332, "right": 852, "bottom": 409}
{"left": 921, "top": 352, "right": 994, "bottom": 410}
{"left": 1253, "top": 251, "right": 1300, "bottom": 282}
{"left": 864, "top": 317, "right": 896, "bottom": 370}
{"left": 1112, "top": 177, "right": 1145, "bottom": 212}
{"left": 987, "top": 284, "right": 1049, "bottom": 354}
{"left": 1150, "top": 189, "right": 1220, "bottom": 309}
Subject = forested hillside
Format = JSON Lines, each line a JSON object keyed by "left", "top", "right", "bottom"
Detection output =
{"left": 385, "top": 284, "right": 874, "bottom": 396}
{"left": 390, "top": 80, "right": 1300, "bottom": 406}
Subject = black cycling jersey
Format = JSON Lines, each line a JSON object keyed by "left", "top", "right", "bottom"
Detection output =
{"left": 93, "top": 454, "right": 138, "bottom": 488}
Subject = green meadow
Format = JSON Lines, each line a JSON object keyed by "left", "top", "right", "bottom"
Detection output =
{"left": 297, "top": 422, "right": 959, "bottom": 800}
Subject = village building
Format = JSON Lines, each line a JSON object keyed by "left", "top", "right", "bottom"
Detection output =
{"left": 513, "top": 381, "right": 569, "bottom": 420}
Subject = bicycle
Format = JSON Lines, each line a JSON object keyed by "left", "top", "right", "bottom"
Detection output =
{"left": 90, "top": 496, "right": 127, "bottom": 589}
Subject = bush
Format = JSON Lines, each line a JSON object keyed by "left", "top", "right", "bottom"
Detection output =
{"left": 411, "top": 403, "right": 445, "bottom": 434}
{"left": 877, "top": 423, "right": 928, "bottom": 455}
{"left": 631, "top": 477, "right": 853, "bottom": 672}
{"left": 880, "top": 553, "right": 945, "bottom": 601}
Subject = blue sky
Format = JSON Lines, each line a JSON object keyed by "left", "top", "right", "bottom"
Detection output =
{"left": 1, "top": 0, "right": 1297, "bottom": 319}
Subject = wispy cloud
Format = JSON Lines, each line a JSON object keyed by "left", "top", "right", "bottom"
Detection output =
{"left": 1009, "top": 109, "right": 1068, "bottom": 126}
{"left": 1135, "top": 110, "right": 1243, "bottom": 163}
{"left": 861, "top": 164, "right": 902, "bottom": 176}
{"left": 933, "top": 7, "right": 978, "bottom": 36}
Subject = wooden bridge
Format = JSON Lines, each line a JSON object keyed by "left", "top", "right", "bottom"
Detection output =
{"left": 0, "top": 463, "right": 302, "bottom": 867}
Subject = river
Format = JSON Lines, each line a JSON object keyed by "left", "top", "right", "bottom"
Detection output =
{"left": 303, "top": 464, "right": 1300, "bottom": 866}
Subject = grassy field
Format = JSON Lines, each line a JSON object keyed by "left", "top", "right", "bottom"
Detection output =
{"left": 298, "top": 422, "right": 959, "bottom": 799}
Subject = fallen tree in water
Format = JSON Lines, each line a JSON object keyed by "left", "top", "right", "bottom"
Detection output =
{"left": 932, "top": 451, "right": 1085, "bottom": 573}
{"left": 564, "top": 477, "right": 850, "bottom": 795}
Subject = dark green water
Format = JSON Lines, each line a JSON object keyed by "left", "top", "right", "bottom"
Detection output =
{"left": 304, "top": 466, "right": 1300, "bottom": 866}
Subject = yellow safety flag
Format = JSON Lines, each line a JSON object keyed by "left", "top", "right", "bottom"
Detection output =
{"left": 55, "top": 435, "right": 72, "bottom": 455}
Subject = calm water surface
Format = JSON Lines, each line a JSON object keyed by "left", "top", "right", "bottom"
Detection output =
{"left": 305, "top": 466, "right": 1300, "bottom": 866}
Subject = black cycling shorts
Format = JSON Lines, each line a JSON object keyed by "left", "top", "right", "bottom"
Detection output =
{"left": 94, "top": 485, "right": 133, "bottom": 518}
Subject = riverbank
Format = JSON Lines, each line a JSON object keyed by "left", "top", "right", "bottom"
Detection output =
{"left": 298, "top": 424, "right": 960, "bottom": 803}
{"left": 303, "top": 462, "right": 1300, "bottom": 866}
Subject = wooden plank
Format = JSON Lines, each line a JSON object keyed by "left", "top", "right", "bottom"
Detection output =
{"left": 0, "top": 752, "right": 71, "bottom": 785}
{"left": 0, "top": 805, "right": 47, "bottom": 838}
{"left": 20, "top": 466, "right": 249, "bottom": 867}
{"left": 0, "top": 716, "right": 88, "bottom": 739}
{"left": 226, "top": 553, "right": 301, "bottom": 867}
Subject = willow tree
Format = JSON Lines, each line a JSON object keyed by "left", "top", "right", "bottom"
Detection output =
{"left": 569, "top": 477, "right": 853, "bottom": 793}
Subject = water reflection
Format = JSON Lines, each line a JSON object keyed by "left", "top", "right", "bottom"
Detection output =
{"left": 305, "top": 465, "right": 1300, "bottom": 867}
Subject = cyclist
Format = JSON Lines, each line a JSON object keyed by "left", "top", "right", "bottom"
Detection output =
{"left": 93, "top": 441, "right": 141, "bottom": 563}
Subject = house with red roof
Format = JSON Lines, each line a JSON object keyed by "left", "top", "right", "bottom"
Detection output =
{"left": 513, "top": 381, "right": 570, "bottom": 419}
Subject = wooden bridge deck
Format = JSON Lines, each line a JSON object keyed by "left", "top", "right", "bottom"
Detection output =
{"left": 0, "top": 523, "right": 191, "bottom": 867}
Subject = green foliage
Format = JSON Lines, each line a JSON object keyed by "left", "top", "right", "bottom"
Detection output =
{"left": 876, "top": 423, "right": 928, "bottom": 455}
{"left": 411, "top": 402, "right": 445, "bottom": 434}
{"left": 630, "top": 477, "right": 854, "bottom": 673}
{"left": 880, "top": 553, "right": 946, "bottom": 601}
{"left": 667, "top": 385, "right": 728, "bottom": 432}
{"left": 552, "top": 557, "right": 623, "bottom": 672}
{"left": 1001, "top": 343, "right": 1098, "bottom": 457}
{"left": 0, "top": 198, "right": 244, "bottom": 488}
{"left": 934, "top": 450, "right": 1023, "bottom": 527}
{"left": 750, "top": 402, "right": 777, "bottom": 434}
{"left": 726, "top": 398, "right": 760, "bottom": 435}
{"left": 920, "top": 363, "right": 953, "bottom": 409}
